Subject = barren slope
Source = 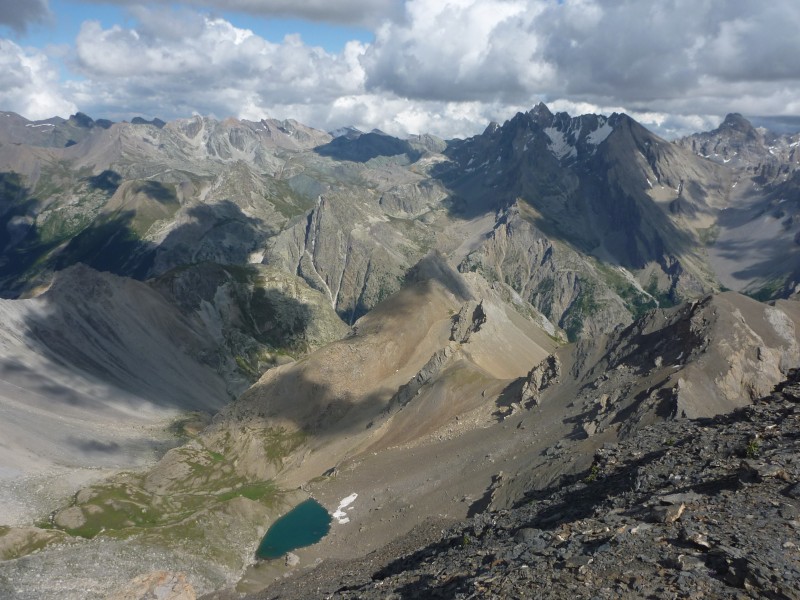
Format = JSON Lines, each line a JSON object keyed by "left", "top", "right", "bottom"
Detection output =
{"left": 0, "top": 264, "right": 230, "bottom": 525}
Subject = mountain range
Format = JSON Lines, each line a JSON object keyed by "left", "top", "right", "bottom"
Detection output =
{"left": 0, "top": 105, "right": 799, "bottom": 599}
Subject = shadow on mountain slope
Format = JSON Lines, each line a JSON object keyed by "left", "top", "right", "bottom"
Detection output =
{"left": 150, "top": 200, "right": 271, "bottom": 273}
{"left": 0, "top": 188, "right": 273, "bottom": 297}
{"left": 713, "top": 234, "right": 800, "bottom": 288}
{"left": 86, "top": 169, "right": 122, "bottom": 193}
{"left": 0, "top": 172, "right": 63, "bottom": 294}
{"left": 215, "top": 260, "right": 472, "bottom": 448}
{"left": 315, "top": 132, "right": 421, "bottom": 163}
{"left": 52, "top": 208, "right": 157, "bottom": 278}
{"left": 55, "top": 198, "right": 269, "bottom": 279}
{"left": 429, "top": 115, "right": 701, "bottom": 273}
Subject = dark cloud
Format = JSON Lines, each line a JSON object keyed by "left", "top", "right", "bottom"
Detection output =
{"left": 81, "top": 0, "right": 403, "bottom": 27}
{"left": 366, "top": 0, "right": 800, "bottom": 102}
{"left": 536, "top": 0, "right": 800, "bottom": 100}
{"left": 0, "top": 0, "right": 50, "bottom": 33}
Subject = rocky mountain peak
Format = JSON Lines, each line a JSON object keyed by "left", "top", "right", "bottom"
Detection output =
{"left": 718, "top": 112, "right": 757, "bottom": 136}
{"left": 67, "top": 112, "right": 96, "bottom": 129}
{"left": 329, "top": 125, "right": 362, "bottom": 139}
{"left": 482, "top": 121, "right": 500, "bottom": 136}
{"left": 528, "top": 102, "right": 554, "bottom": 123}
{"left": 130, "top": 116, "right": 165, "bottom": 129}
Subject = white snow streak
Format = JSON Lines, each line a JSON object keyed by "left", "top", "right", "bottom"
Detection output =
{"left": 332, "top": 493, "right": 358, "bottom": 524}
{"left": 544, "top": 127, "right": 576, "bottom": 160}
{"left": 586, "top": 121, "right": 613, "bottom": 145}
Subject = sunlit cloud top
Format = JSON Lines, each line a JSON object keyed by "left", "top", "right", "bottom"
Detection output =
{"left": 1, "top": 0, "right": 799, "bottom": 139}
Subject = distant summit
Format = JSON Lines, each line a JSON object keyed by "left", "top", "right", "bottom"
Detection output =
{"left": 67, "top": 112, "right": 113, "bottom": 130}
{"left": 131, "top": 116, "right": 166, "bottom": 129}
{"left": 315, "top": 128, "right": 419, "bottom": 162}
{"left": 716, "top": 112, "right": 757, "bottom": 138}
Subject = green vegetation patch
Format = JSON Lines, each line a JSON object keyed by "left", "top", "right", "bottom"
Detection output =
{"left": 217, "top": 481, "right": 279, "bottom": 503}
{"left": 697, "top": 225, "right": 720, "bottom": 246}
{"left": 265, "top": 179, "right": 316, "bottom": 219}
{"left": 645, "top": 273, "right": 677, "bottom": 308}
{"left": 595, "top": 262, "right": 658, "bottom": 319}
{"left": 53, "top": 435, "right": 289, "bottom": 542}
{"left": 746, "top": 278, "right": 785, "bottom": 302}
{"left": 561, "top": 280, "right": 601, "bottom": 342}
{"left": 263, "top": 428, "right": 307, "bottom": 464}
{"left": 0, "top": 526, "right": 67, "bottom": 560}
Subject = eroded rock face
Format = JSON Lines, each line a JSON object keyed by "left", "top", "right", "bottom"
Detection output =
{"left": 677, "top": 112, "right": 800, "bottom": 182}
{"left": 450, "top": 300, "right": 486, "bottom": 343}
{"left": 520, "top": 354, "right": 561, "bottom": 407}
{"left": 459, "top": 203, "right": 635, "bottom": 340}
{"left": 264, "top": 194, "right": 421, "bottom": 324}
{"left": 547, "top": 292, "right": 800, "bottom": 442}
{"left": 388, "top": 344, "right": 458, "bottom": 411}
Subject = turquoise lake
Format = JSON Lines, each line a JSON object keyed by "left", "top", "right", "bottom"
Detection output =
{"left": 256, "top": 498, "right": 332, "bottom": 559}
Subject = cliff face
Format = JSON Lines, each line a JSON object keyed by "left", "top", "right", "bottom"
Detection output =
{"left": 459, "top": 202, "right": 635, "bottom": 340}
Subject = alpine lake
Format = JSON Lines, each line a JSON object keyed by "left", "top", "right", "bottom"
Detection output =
{"left": 256, "top": 498, "right": 332, "bottom": 559}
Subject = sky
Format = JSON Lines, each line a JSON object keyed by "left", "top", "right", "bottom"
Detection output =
{"left": 1, "top": 0, "right": 799, "bottom": 140}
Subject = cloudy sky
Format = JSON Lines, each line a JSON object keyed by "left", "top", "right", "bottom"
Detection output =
{"left": 1, "top": 0, "right": 799, "bottom": 139}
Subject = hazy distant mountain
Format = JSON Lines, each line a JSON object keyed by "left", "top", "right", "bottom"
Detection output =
{"left": 677, "top": 113, "right": 800, "bottom": 296}
{"left": 2, "top": 106, "right": 799, "bottom": 331}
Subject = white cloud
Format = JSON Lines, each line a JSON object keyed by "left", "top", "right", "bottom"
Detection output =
{"left": 70, "top": 8, "right": 369, "bottom": 120}
{"left": 64, "top": 6, "right": 531, "bottom": 138}
{"left": 363, "top": 0, "right": 553, "bottom": 102}
{"left": 0, "top": 40, "right": 76, "bottom": 119}
{"left": 5, "top": 1, "right": 800, "bottom": 140}
{"left": 356, "top": 0, "right": 800, "bottom": 136}
{"left": 261, "top": 94, "right": 528, "bottom": 139}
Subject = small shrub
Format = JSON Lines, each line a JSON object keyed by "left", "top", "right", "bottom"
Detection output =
{"left": 584, "top": 464, "right": 600, "bottom": 483}
{"left": 745, "top": 438, "right": 760, "bottom": 458}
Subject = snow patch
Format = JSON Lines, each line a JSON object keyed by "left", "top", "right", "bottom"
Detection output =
{"left": 586, "top": 121, "right": 613, "bottom": 146}
{"left": 544, "top": 127, "right": 576, "bottom": 160}
{"left": 332, "top": 493, "right": 358, "bottom": 524}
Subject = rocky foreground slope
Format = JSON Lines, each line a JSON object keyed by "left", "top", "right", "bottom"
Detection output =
{"left": 251, "top": 370, "right": 800, "bottom": 600}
